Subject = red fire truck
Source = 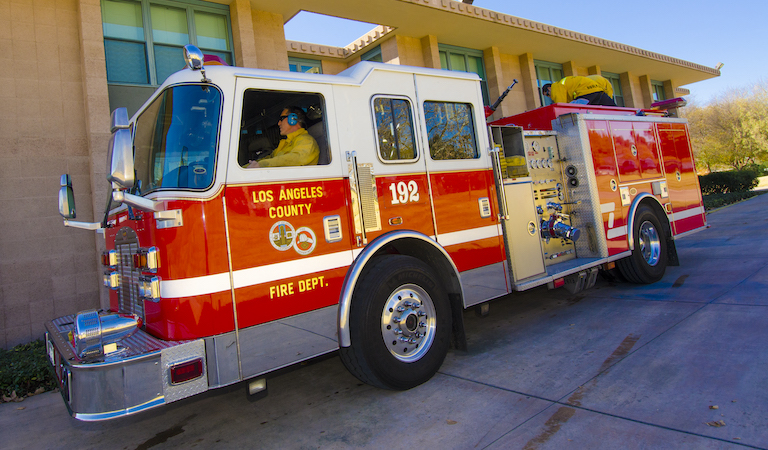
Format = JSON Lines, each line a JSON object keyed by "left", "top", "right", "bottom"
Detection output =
{"left": 48, "top": 46, "right": 705, "bottom": 420}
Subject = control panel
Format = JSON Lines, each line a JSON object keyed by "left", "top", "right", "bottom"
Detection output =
{"left": 523, "top": 133, "right": 578, "bottom": 265}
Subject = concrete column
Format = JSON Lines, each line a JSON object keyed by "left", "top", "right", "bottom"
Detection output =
{"left": 420, "top": 35, "right": 441, "bottom": 69}
{"left": 230, "top": 0, "right": 258, "bottom": 68}
{"left": 77, "top": 0, "right": 112, "bottom": 311}
{"left": 662, "top": 79, "right": 681, "bottom": 116}
{"left": 562, "top": 60, "right": 577, "bottom": 77}
{"left": 639, "top": 75, "right": 653, "bottom": 108}
{"left": 483, "top": 46, "right": 503, "bottom": 119}
{"left": 663, "top": 80, "right": 675, "bottom": 100}
{"left": 619, "top": 72, "right": 636, "bottom": 108}
{"left": 381, "top": 37, "right": 400, "bottom": 64}
{"left": 321, "top": 60, "right": 348, "bottom": 75}
{"left": 251, "top": 10, "right": 289, "bottom": 71}
{"left": 519, "top": 52, "right": 539, "bottom": 110}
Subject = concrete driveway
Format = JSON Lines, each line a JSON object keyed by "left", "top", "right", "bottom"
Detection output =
{"left": 3, "top": 193, "right": 767, "bottom": 449}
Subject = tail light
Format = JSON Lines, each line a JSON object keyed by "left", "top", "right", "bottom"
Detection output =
{"left": 170, "top": 358, "right": 204, "bottom": 384}
{"left": 74, "top": 310, "right": 142, "bottom": 360}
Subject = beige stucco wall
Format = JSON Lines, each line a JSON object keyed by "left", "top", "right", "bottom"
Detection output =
{"left": 321, "top": 59, "right": 349, "bottom": 75}
{"left": 0, "top": 0, "right": 102, "bottom": 348}
{"left": 252, "top": 10, "right": 289, "bottom": 71}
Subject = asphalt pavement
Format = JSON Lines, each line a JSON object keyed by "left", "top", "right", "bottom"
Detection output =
{"left": 3, "top": 193, "right": 768, "bottom": 449}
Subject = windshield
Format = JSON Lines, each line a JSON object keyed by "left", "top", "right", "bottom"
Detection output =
{"left": 134, "top": 84, "right": 221, "bottom": 193}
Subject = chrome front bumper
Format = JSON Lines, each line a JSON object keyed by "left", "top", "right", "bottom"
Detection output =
{"left": 45, "top": 315, "right": 208, "bottom": 421}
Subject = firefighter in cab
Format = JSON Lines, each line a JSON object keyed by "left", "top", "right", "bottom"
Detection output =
{"left": 542, "top": 75, "right": 617, "bottom": 106}
{"left": 247, "top": 106, "right": 319, "bottom": 168}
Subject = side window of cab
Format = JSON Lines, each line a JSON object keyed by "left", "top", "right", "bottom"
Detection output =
{"left": 372, "top": 96, "right": 417, "bottom": 163}
{"left": 238, "top": 90, "right": 330, "bottom": 168}
{"left": 423, "top": 101, "right": 479, "bottom": 160}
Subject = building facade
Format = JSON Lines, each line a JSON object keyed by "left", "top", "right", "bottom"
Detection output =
{"left": 0, "top": 0, "right": 717, "bottom": 348}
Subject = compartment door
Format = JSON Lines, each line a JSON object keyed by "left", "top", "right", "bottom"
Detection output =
{"left": 503, "top": 181, "right": 546, "bottom": 282}
{"left": 657, "top": 122, "right": 706, "bottom": 234}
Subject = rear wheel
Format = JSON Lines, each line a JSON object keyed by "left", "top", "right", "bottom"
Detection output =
{"left": 339, "top": 255, "right": 451, "bottom": 390}
{"left": 617, "top": 205, "right": 668, "bottom": 283}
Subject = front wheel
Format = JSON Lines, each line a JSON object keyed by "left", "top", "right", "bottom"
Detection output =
{"left": 617, "top": 205, "right": 668, "bottom": 283}
{"left": 339, "top": 255, "right": 451, "bottom": 390}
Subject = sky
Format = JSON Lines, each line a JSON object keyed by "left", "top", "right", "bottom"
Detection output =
{"left": 284, "top": 0, "right": 766, "bottom": 105}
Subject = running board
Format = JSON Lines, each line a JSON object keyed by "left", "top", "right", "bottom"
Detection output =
{"left": 512, "top": 252, "right": 631, "bottom": 291}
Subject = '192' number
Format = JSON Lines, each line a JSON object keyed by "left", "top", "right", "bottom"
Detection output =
{"left": 389, "top": 180, "right": 419, "bottom": 204}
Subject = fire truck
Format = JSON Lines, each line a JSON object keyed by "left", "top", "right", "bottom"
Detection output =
{"left": 47, "top": 45, "right": 706, "bottom": 420}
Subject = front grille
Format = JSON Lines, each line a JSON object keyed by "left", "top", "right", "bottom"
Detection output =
{"left": 114, "top": 227, "right": 144, "bottom": 322}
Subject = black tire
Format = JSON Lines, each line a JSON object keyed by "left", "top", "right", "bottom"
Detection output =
{"left": 339, "top": 255, "right": 451, "bottom": 390}
{"left": 617, "top": 205, "right": 668, "bottom": 284}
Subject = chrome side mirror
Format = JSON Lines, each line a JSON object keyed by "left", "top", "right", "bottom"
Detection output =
{"left": 58, "top": 174, "right": 76, "bottom": 219}
{"left": 106, "top": 128, "right": 135, "bottom": 189}
{"left": 111, "top": 107, "right": 129, "bottom": 133}
{"left": 183, "top": 45, "right": 204, "bottom": 71}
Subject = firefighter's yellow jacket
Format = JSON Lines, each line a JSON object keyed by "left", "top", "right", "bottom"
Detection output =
{"left": 549, "top": 75, "right": 614, "bottom": 103}
{"left": 258, "top": 128, "right": 320, "bottom": 167}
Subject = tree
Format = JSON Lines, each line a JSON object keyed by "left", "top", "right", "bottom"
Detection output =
{"left": 685, "top": 81, "right": 768, "bottom": 172}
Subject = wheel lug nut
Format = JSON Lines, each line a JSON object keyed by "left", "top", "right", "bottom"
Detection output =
{"left": 417, "top": 311, "right": 426, "bottom": 317}
{"left": 419, "top": 322, "right": 426, "bottom": 328}
{"left": 394, "top": 328, "right": 403, "bottom": 335}
{"left": 396, "top": 306, "right": 406, "bottom": 312}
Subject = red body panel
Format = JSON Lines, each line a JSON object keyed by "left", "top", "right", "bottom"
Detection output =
{"left": 224, "top": 178, "right": 352, "bottom": 329}
{"left": 429, "top": 169, "right": 504, "bottom": 272}
{"left": 610, "top": 121, "right": 662, "bottom": 182}
{"left": 105, "top": 192, "right": 235, "bottom": 340}
{"left": 373, "top": 174, "right": 435, "bottom": 240}
{"left": 585, "top": 120, "right": 629, "bottom": 256}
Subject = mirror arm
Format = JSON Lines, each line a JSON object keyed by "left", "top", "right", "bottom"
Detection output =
{"left": 63, "top": 220, "right": 102, "bottom": 231}
{"left": 113, "top": 190, "right": 165, "bottom": 212}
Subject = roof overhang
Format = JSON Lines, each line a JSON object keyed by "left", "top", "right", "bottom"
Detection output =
{"left": 235, "top": 0, "right": 718, "bottom": 86}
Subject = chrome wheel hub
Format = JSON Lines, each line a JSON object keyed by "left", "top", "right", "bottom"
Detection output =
{"left": 639, "top": 220, "right": 661, "bottom": 266}
{"left": 381, "top": 284, "right": 436, "bottom": 363}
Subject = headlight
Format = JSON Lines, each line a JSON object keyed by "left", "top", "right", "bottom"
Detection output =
{"left": 74, "top": 310, "right": 142, "bottom": 360}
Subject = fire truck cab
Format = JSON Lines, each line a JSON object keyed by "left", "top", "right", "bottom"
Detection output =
{"left": 48, "top": 46, "right": 705, "bottom": 420}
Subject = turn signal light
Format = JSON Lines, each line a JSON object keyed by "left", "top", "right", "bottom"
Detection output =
{"left": 133, "top": 247, "right": 160, "bottom": 272}
{"left": 170, "top": 358, "right": 204, "bottom": 384}
{"left": 103, "top": 271, "right": 119, "bottom": 290}
{"left": 101, "top": 250, "right": 118, "bottom": 268}
{"left": 139, "top": 276, "right": 161, "bottom": 302}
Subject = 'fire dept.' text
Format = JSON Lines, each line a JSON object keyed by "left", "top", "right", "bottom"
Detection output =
{"left": 269, "top": 276, "right": 327, "bottom": 299}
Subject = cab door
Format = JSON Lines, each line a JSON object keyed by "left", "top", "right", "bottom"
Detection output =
{"left": 413, "top": 73, "right": 507, "bottom": 305}
{"left": 223, "top": 76, "right": 353, "bottom": 378}
{"left": 332, "top": 68, "right": 436, "bottom": 246}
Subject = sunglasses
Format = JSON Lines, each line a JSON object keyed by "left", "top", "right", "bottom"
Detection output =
{"left": 278, "top": 115, "right": 289, "bottom": 121}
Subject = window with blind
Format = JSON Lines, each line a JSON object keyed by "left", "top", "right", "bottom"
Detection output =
{"left": 652, "top": 80, "right": 666, "bottom": 102}
{"left": 438, "top": 44, "right": 489, "bottom": 105}
{"left": 534, "top": 61, "right": 563, "bottom": 106}
{"left": 602, "top": 72, "right": 624, "bottom": 107}
{"left": 102, "top": 0, "right": 234, "bottom": 86}
{"left": 289, "top": 57, "right": 322, "bottom": 74}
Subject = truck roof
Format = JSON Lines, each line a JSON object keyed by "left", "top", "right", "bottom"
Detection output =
{"left": 160, "top": 60, "right": 482, "bottom": 90}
